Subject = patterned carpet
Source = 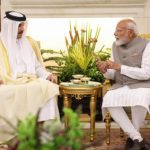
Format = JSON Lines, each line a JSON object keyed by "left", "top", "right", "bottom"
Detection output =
{"left": 0, "top": 128, "right": 149, "bottom": 150}
{"left": 83, "top": 128, "right": 150, "bottom": 150}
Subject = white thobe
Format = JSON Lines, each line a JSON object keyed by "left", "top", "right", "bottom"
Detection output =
{"left": 5, "top": 39, "right": 60, "bottom": 122}
{"left": 0, "top": 18, "right": 60, "bottom": 143}
{"left": 14, "top": 39, "right": 50, "bottom": 79}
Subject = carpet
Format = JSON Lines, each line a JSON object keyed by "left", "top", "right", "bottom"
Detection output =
{"left": 83, "top": 128, "right": 150, "bottom": 150}
{"left": 0, "top": 128, "right": 149, "bottom": 150}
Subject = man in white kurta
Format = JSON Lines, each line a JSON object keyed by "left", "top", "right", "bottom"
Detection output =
{"left": 0, "top": 11, "right": 60, "bottom": 142}
{"left": 97, "top": 19, "right": 150, "bottom": 150}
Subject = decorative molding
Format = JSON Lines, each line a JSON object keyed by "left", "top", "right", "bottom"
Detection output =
{"left": 11, "top": 6, "right": 144, "bottom": 18}
{"left": 1, "top": 0, "right": 146, "bottom": 18}
{"left": 9, "top": 0, "right": 147, "bottom": 5}
{"left": 11, "top": 3, "right": 146, "bottom": 9}
{"left": 7, "top": 0, "right": 146, "bottom": 18}
{"left": 1, "top": 0, "right": 150, "bottom": 33}
{"left": 9, "top": 0, "right": 147, "bottom": 15}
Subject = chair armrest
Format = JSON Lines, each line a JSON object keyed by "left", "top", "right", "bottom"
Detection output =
{"left": 102, "top": 80, "right": 112, "bottom": 97}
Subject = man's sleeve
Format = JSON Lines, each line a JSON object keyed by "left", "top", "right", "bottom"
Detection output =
{"left": 34, "top": 55, "right": 51, "bottom": 79}
{"left": 121, "top": 42, "right": 150, "bottom": 80}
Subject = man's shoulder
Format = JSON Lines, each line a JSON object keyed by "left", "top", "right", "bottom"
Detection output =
{"left": 138, "top": 34, "right": 150, "bottom": 43}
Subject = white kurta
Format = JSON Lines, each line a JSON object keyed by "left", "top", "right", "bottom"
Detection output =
{"left": 102, "top": 42, "right": 150, "bottom": 116}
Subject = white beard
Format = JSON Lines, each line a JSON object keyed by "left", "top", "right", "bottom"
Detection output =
{"left": 115, "top": 37, "right": 129, "bottom": 46}
{"left": 115, "top": 33, "right": 129, "bottom": 46}
{"left": 115, "top": 40, "right": 126, "bottom": 46}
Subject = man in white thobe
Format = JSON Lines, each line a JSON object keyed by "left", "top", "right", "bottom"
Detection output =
{"left": 0, "top": 11, "right": 60, "bottom": 142}
{"left": 97, "top": 19, "right": 150, "bottom": 150}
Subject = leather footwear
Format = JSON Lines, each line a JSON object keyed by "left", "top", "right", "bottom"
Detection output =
{"left": 125, "top": 138, "right": 134, "bottom": 150}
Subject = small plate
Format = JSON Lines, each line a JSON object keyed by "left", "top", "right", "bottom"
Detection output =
{"left": 60, "top": 82, "right": 72, "bottom": 86}
{"left": 72, "top": 74, "right": 84, "bottom": 79}
{"left": 80, "top": 77, "right": 91, "bottom": 82}
{"left": 70, "top": 79, "right": 81, "bottom": 84}
{"left": 88, "top": 81, "right": 101, "bottom": 86}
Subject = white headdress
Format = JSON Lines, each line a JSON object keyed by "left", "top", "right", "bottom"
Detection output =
{"left": 0, "top": 11, "right": 36, "bottom": 77}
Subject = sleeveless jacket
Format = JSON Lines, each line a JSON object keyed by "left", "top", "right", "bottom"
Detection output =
{"left": 111, "top": 37, "right": 150, "bottom": 90}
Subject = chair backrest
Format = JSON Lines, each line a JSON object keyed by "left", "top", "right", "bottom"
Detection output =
{"left": 139, "top": 34, "right": 150, "bottom": 40}
{"left": 27, "top": 36, "right": 44, "bottom": 66}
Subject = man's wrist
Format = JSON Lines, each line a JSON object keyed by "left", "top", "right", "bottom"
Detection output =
{"left": 116, "top": 64, "right": 121, "bottom": 71}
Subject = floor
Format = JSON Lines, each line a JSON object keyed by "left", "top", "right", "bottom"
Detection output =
{"left": 0, "top": 122, "right": 150, "bottom": 150}
{"left": 82, "top": 121, "right": 150, "bottom": 150}
{"left": 83, "top": 128, "right": 150, "bottom": 150}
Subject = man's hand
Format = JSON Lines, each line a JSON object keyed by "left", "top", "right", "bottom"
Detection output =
{"left": 107, "top": 60, "right": 121, "bottom": 71}
{"left": 0, "top": 80, "right": 4, "bottom": 85}
{"left": 96, "top": 60, "right": 109, "bottom": 73}
{"left": 46, "top": 74, "right": 57, "bottom": 83}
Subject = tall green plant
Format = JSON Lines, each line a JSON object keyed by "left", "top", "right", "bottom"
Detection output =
{"left": 65, "top": 23, "right": 100, "bottom": 73}
{"left": 41, "top": 23, "right": 110, "bottom": 83}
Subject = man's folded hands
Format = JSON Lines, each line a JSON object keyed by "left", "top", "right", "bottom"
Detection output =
{"left": 96, "top": 60, "right": 121, "bottom": 73}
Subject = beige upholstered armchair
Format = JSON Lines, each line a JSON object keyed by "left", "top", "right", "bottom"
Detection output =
{"left": 102, "top": 34, "right": 150, "bottom": 145}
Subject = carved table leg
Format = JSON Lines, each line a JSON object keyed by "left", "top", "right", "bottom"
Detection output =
{"left": 90, "top": 95, "right": 96, "bottom": 141}
{"left": 63, "top": 94, "right": 69, "bottom": 128}
{"left": 105, "top": 111, "right": 111, "bottom": 145}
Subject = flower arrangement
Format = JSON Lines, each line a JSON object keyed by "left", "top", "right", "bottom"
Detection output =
{"left": 65, "top": 24, "right": 99, "bottom": 73}
{"left": 59, "top": 23, "right": 105, "bottom": 82}
{"left": 41, "top": 23, "right": 111, "bottom": 83}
